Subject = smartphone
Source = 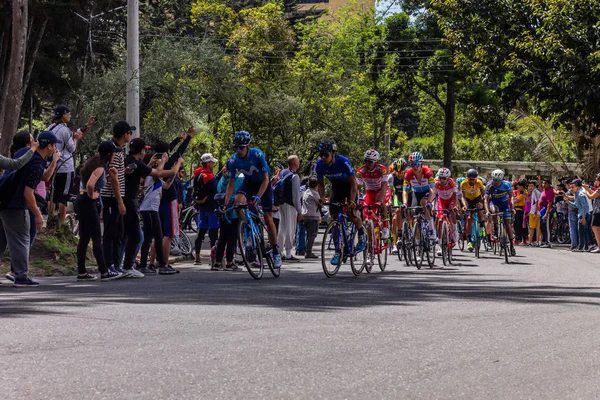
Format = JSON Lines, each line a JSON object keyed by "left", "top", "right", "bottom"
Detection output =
{"left": 33, "top": 129, "right": 39, "bottom": 140}
{"left": 126, "top": 162, "right": 138, "bottom": 171}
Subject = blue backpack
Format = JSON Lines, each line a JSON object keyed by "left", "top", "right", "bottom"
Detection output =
{"left": 273, "top": 172, "right": 293, "bottom": 207}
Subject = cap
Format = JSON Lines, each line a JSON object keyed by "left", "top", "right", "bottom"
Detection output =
{"left": 201, "top": 153, "right": 218, "bottom": 163}
{"left": 54, "top": 105, "right": 70, "bottom": 119}
{"left": 129, "top": 138, "right": 151, "bottom": 154}
{"left": 113, "top": 121, "right": 136, "bottom": 137}
{"left": 98, "top": 140, "right": 124, "bottom": 156}
{"left": 37, "top": 131, "right": 62, "bottom": 147}
{"left": 153, "top": 141, "right": 170, "bottom": 153}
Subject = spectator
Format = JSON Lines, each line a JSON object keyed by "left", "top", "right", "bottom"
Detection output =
{"left": 295, "top": 176, "right": 310, "bottom": 256}
{"left": 527, "top": 181, "right": 542, "bottom": 246}
{"left": 277, "top": 155, "right": 302, "bottom": 262}
{"left": 564, "top": 181, "right": 580, "bottom": 251}
{"left": 302, "top": 177, "right": 321, "bottom": 259}
{"left": 75, "top": 141, "right": 125, "bottom": 281}
{"left": 193, "top": 153, "right": 219, "bottom": 266}
{"left": 0, "top": 131, "right": 59, "bottom": 287}
{"left": 538, "top": 178, "right": 555, "bottom": 247}
{"left": 569, "top": 179, "right": 590, "bottom": 251}
{"left": 583, "top": 174, "right": 600, "bottom": 253}
{"left": 513, "top": 180, "right": 528, "bottom": 244}
{"left": 214, "top": 170, "right": 244, "bottom": 270}
{"left": 47, "top": 106, "right": 95, "bottom": 223}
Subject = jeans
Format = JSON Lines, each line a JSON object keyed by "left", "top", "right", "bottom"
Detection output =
{"left": 296, "top": 221, "right": 306, "bottom": 254}
{"left": 568, "top": 212, "right": 579, "bottom": 249}
{"left": 578, "top": 215, "right": 590, "bottom": 249}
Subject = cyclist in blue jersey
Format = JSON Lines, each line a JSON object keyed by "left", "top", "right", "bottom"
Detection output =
{"left": 223, "top": 131, "right": 282, "bottom": 268}
{"left": 484, "top": 169, "right": 516, "bottom": 256}
{"left": 315, "top": 140, "right": 366, "bottom": 260}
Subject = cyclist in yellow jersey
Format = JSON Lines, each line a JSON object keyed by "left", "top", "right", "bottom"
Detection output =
{"left": 388, "top": 158, "right": 408, "bottom": 250}
{"left": 460, "top": 168, "right": 486, "bottom": 251}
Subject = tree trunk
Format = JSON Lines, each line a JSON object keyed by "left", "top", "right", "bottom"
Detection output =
{"left": 0, "top": 0, "right": 28, "bottom": 156}
{"left": 443, "top": 80, "right": 456, "bottom": 169}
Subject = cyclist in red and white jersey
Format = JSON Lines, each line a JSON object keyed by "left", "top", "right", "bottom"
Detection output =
{"left": 434, "top": 168, "right": 459, "bottom": 253}
{"left": 356, "top": 150, "right": 390, "bottom": 238}
{"left": 403, "top": 152, "right": 436, "bottom": 238}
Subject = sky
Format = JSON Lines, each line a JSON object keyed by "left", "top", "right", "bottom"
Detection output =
{"left": 376, "top": 0, "right": 402, "bottom": 18}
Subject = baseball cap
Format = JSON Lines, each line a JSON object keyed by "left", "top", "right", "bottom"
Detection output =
{"left": 201, "top": 153, "right": 218, "bottom": 163}
{"left": 113, "top": 121, "right": 136, "bottom": 137}
{"left": 54, "top": 105, "right": 70, "bottom": 119}
{"left": 129, "top": 138, "right": 151, "bottom": 154}
{"left": 37, "top": 131, "right": 62, "bottom": 147}
{"left": 98, "top": 140, "right": 124, "bottom": 156}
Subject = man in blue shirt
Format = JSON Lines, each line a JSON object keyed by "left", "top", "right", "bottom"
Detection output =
{"left": 0, "top": 131, "right": 61, "bottom": 287}
{"left": 315, "top": 140, "right": 366, "bottom": 265}
{"left": 569, "top": 179, "right": 590, "bottom": 251}
{"left": 485, "top": 169, "right": 516, "bottom": 256}
{"left": 224, "top": 131, "right": 282, "bottom": 268}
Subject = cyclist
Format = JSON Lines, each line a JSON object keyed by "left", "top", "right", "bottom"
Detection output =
{"left": 223, "top": 131, "right": 282, "bottom": 268}
{"left": 460, "top": 168, "right": 486, "bottom": 252}
{"left": 315, "top": 140, "right": 366, "bottom": 265}
{"left": 356, "top": 150, "right": 390, "bottom": 239}
{"left": 485, "top": 169, "right": 517, "bottom": 256}
{"left": 402, "top": 152, "right": 436, "bottom": 238}
{"left": 434, "top": 167, "right": 459, "bottom": 255}
{"left": 388, "top": 158, "right": 408, "bottom": 252}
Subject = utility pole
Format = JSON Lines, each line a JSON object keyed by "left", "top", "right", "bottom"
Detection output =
{"left": 126, "top": 0, "right": 140, "bottom": 137}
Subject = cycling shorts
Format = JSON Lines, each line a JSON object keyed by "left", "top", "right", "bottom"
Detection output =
{"left": 490, "top": 201, "right": 512, "bottom": 219}
{"left": 364, "top": 190, "right": 391, "bottom": 206}
{"left": 237, "top": 178, "right": 274, "bottom": 212}
{"left": 466, "top": 196, "right": 483, "bottom": 210}
{"left": 414, "top": 191, "right": 429, "bottom": 205}
{"left": 437, "top": 198, "right": 455, "bottom": 219}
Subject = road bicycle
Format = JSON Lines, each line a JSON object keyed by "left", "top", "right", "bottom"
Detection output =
{"left": 321, "top": 202, "right": 366, "bottom": 278}
{"left": 465, "top": 208, "right": 488, "bottom": 258}
{"left": 170, "top": 230, "right": 193, "bottom": 257}
{"left": 548, "top": 206, "right": 570, "bottom": 244}
{"left": 489, "top": 212, "right": 511, "bottom": 264}
{"left": 438, "top": 209, "right": 456, "bottom": 266}
{"left": 179, "top": 204, "right": 198, "bottom": 233}
{"left": 361, "top": 202, "right": 388, "bottom": 273}
{"left": 230, "top": 203, "right": 279, "bottom": 280}
{"left": 407, "top": 205, "right": 436, "bottom": 269}
{"left": 390, "top": 205, "right": 407, "bottom": 262}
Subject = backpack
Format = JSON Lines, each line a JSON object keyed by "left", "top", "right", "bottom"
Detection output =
{"left": 192, "top": 173, "right": 208, "bottom": 204}
{"left": 273, "top": 172, "right": 294, "bottom": 207}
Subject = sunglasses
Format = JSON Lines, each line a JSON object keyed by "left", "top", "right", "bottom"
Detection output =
{"left": 364, "top": 159, "right": 375, "bottom": 164}
{"left": 234, "top": 144, "right": 247, "bottom": 150}
{"left": 411, "top": 162, "right": 421, "bottom": 167}
{"left": 319, "top": 152, "right": 330, "bottom": 158}
{"left": 439, "top": 177, "right": 448, "bottom": 180}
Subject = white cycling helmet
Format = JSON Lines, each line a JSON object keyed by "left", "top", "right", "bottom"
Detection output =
{"left": 437, "top": 167, "right": 451, "bottom": 178}
{"left": 364, "top": 149, "right": 380, "bottom": 162}
{"left": 491, "top": 169, "right": 505, "bottom": 181}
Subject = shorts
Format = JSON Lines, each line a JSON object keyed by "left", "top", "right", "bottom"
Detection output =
{"left": 198, "top": 210, "right": 220, "bottom": 229}
{"left": 437, "top": 198, "right": 455, "bottom": 219}
{"left": 465, "top": 196, "right": 483, "bottom": 210}
{"left": 593, "top": 213, "right": 600, "bottom": 227}
{"left": 237, "top": 178, "right": 274, "bottom": 212}
{"left": 413, "top": 191, "right": 429, "bottom": 205}
{"left": 52, "top": 172, "right": 74, "bottom": 205}
{"left": 159, "top": 200, "right": 180, "bottom": 237}
{"left": 490, "top": 201, "right": 512, "bottom": 219}
{"left": 364, "top": 190, "right": 388, "bottom": 207}
{"left": 528, "top": 214, "right": 540, "bottom": 229}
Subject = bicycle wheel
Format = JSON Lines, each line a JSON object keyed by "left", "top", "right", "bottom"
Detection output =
{"left": 259, "top": 221, "right": 279, "bottom": 278}
{"left": 457, "top": 222, "right": 465, "bottom": 252}
{"left": 190, "top": 211, "right": 199, "bottom": 233}
{"left": 238, "top": 219, "right": 264, "bottom": 280}
{"left": 474, "top": 224, "right": 481, "bottom": 258}
{"left": 377, "top": 226, "right": 388, "bottom": 272}
{"left": 395, "top": 229, "right": 404, "bottom": 261}
{"left": 321, "top": 220, "right": 343, "bottom": 278}
{"left": 178, "top": 231, "right": 193, "bottom": 256}
{"left": 426, "top": 235, "right": 436, "bottom": 268}
{"left": 402, "top": 220, "right": 413, "bottom": 266}
{"left": 412, "top": 221, "right": 424, "bottom": 269}
{"left": 500, "top": 222, "right": 510, "bottom": 264}
{"left": 350, "top": 225, "right": 366, "bottom": 276}
{"left": 441, "top": 222, "right": 449, "bottom": 266}
{"left": 365, "top": 221, "right": 375, "bottom": 273}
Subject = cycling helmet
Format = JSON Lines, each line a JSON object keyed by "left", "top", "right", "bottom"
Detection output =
{"left": 456, "top": 176, "right": 466, "bottom": 186}
{"left": 392, "top": 158, "right": 407, "bottom": 173}
{"left": 466, "top": 168, "right": 478, "bottom": 178}
{"left": 233, "top": 130, "right": 251, "bottom": 145}
{"left": 364, "top": 149, "right": 380, "bottom": 162}
{"left": 408, "top": 152, "right": 423, "bottom": 164}
{"left": 491, "top": 169, "right": 505, "bottom": 181}
{"left": 438, "top": 167, "right": 451, "bottom": 179}
{"left": 317, "top": 140, "right": 337, "bottom": 153}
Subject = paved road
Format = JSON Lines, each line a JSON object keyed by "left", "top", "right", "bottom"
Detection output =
{"left": 2, "top": 245, "right": 600, "bottom": 399}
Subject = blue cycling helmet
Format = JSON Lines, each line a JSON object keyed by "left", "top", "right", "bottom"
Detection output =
{"left": 317, "top": 140, "right": 337, "bottom": 153}
{"left": 233, "top": 131, "right": 251, "bottom": 145}
{"left": 408, "top": 151, "right": 423, "bottom": 164}
{"left": 456, "top": 176, "right": 466, "bottom": 186}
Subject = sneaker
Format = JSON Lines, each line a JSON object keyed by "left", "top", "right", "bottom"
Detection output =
{"left": 467, "top": 242, "right": 474, "bottom": 252}
{"left": 234, "top": 257, "right": 244, "bottom": 266}
{"left": 591, "top": 248, "right": 600, "bottom": 253}
{"left": 273, "top": 254, "right": 282, "bottom": 268}
{"left": 211, "top": 263, "right": 223, "bottom": 271}
{"left": 540, "top": 243, "right": 551, "bottom": 248}
{"left": 225, "top": 263, "right": 239, "bottom": 271}
{"left": 113, "top": 266, "right": 126, "bottom": 275}
{"left": 330, "top": 253, "right": 341, "bottom": 266}
{"left": 166, "top": 265, "right": 180, "bottom": 274}
{"left": 573, "top": 248, "right": 584, "bottom": 252}
{"left": 382, "top": 228, "right": 390, "bottom": 239}
{"left": 391, "top": 248, "right": 399, "bottom": 255}
{"left": 210, "top": 246, "right": 217, "bottom": 267}
{"left": 295, "top": 251, "right": 306, "bottom": 256}
{"left": 282, "top": 255, "right": 301, "bottom": 263}
{"left": 305, "top": 253, "right": 319, "bottom": 259}
{"left": 101, "top": 271, "right": 124, "bottom": 281}
{"left": 356, "top": 236, "right": 367, "bottom": 252}
{"left": 13, "top": 277, "right": 40, "bottom": 287}
{"left": 436, "top": 245, "right": 442, "bottom": 257}
{"left": 510, "top": 244, "right": 516, "bottom": 257}
{"left": 5, "top": 271, "right": 15, "bottom": 282}
{"left": 77, "top": 273, "right": 98, "bottom": 281}
{"left": 157, "top": 265, "right": 177, "bottom": 275}
{"left": 194, "top": 254, "right": 202, "bottom": 265}
{"left": 124, "top": 268, "right": 144, "bottom": 278}
{"left": 139, "top": 265, "right": 157, "bottom": 275}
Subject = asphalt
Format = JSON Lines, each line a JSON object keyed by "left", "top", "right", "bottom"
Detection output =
{"left": 2, "top": 244, "right": 600, "bottom": 399}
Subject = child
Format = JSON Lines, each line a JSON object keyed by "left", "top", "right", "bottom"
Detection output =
{"left": 302, "top": 177, "right": 321, "bottom": 259}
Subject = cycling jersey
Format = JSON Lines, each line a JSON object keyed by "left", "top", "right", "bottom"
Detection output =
{"left": 388, "top": 172, "right": 405, "bottom": 194}
{"left": 486, "top": 180, "right": 513, "bottom": 205}
{"left": 226, "top": 148, "right": 270, "bottom": 183}
{"left": 315, "top": 155, "right": 354, "bottom": 184}
{"left": 403, "top": 167, "right": 434, "bottom": 193}
{"left": 356, "top": 164, "right": 388, "bottom": 192}
{"left": 460, "top": 178, "right": 485, "bottom": 201}
{"left": 435, "top": 178, "right": 458, "bottom": 201}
